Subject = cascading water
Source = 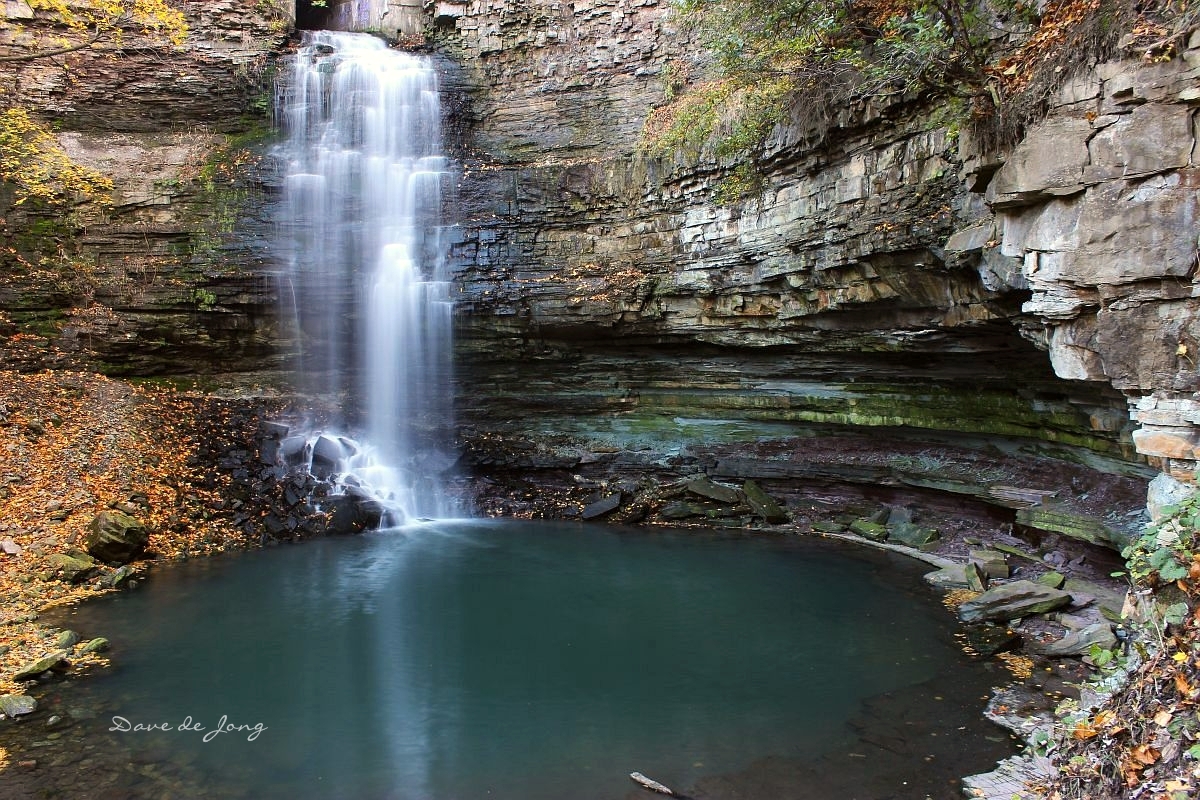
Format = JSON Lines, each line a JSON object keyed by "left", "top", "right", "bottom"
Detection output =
{"left": 275, "top": 31, "right": 459, "bottom": 524}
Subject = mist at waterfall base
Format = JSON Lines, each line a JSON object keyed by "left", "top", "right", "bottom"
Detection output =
{"left": 276, "top": 31, "right": 459, "bottom": 523}
{"left": 53, "top": 523, "right": 1014, "bottom": 800}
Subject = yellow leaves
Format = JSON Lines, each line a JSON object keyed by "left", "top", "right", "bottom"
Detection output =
{"left": 0, "top": 369, "right": 256, "bottom": 693}
{"left": 0, "top": 108, "right": 114, "bottom": 207}
{"left": 27, "top": 0, "right": 188, "bottom": 47}
{"left": 1073, "top": 709, "right": 1117, "bottom": 740}
{"left": 941, "top": 587, "right": 980, "bottom": 609}
{"left": 997, "top": 652, "right": 1034, "bottom": 680}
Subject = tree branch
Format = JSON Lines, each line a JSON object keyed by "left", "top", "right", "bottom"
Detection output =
{"left": 0, "top": 25, "right": 107, "bottom": 64}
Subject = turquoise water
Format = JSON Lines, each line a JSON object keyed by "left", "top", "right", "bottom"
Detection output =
{"left": 48, "top": 522, "right": 1012, "bottom": 799}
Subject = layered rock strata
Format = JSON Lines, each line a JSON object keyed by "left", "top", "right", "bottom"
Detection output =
{"left": 434, "top": 0, "right": 1184, "bottom": 544}
{"left": 0, "top": 0, "right": 1192, "bottom": 547}
{"left": 954, "top": 47, "right": 1200, "bottom": 483}
{"left": 0, "top": 0, "right": 291, "bottom": 374}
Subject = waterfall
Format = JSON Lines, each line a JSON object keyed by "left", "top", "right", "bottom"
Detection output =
{"left": 276, "top": 31, "right": 459, "bottom": 524}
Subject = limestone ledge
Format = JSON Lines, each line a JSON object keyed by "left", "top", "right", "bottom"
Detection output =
{"left": 450, "top": 115, "right": 997, "bottom": 343}
{"left": 439, "top": 0, "right": 1158, "bottom": 529}
{"left": 952, "top": 45, "right": 1200, "bottom": 480}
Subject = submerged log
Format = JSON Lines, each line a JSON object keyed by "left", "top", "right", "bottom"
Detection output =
{"left": 630, "top": 772, "right": 676, "bottom": 796}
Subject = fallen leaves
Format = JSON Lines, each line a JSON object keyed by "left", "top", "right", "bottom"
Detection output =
{"left": 1131, "top": 743, "right": 1160, "bottom": 766}
{"left": 0, "top": 369, "right": 260, "bottom": 694}
{"left": 997, "top": 652, "right": 1035, "bottom": 680}
{"left": 1122, "top": 743, "right": 1161, "bottom": 787}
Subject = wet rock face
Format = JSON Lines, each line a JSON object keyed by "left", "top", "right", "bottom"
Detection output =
{"left": 0, "top": 1, "right": 1191, "bottom": 533}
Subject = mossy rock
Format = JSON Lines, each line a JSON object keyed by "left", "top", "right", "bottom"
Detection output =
{"left": 849, "top": 519, "right": 888, "bottom": 541}
{"left": 78, "top": 638, "right": 109, "bottom": 655}
{"left": 887, "top": 523, "right": 939, "bottom": 548}
{"left": 957, "top": 580, "right": 1072, "bottom": 624}
{"left": 46, "top": 552, "right": 99, "bottom": 583}
{"left": 0, "top": 694, "right": 37, "bottom": 718}
{"left": 742, "top": 480, "right": 788, "bottom": 524}
{"left": 86, "top": 511, "right": 149, "bottom": 564}
{"left": 13, "top": 650, "right": 70, "bottom": 681}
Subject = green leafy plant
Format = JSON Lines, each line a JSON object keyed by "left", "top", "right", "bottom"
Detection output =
{"left": 190, "top": 288, "right": 218, "bottom": 311}
{"left": 1122, "top": 491, "right": 1200, "bottom": 587}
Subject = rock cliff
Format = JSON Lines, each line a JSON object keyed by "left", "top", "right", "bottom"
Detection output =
{"left": 955, "top": 51, "right": 1200, "bottom": 485}
{"left": 434, "top": 0, "right": 1195, "bottom": 543}
{"left": 0, "top": 0, "right": 291, "bottom": 375}
{"left": 1, "top": 0, "right": 1195, "bottom": 547}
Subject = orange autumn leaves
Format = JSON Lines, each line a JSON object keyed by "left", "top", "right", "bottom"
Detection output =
{"left": 1066, "top": 641, "right": 1200, "bottom": 793}
{"left": 0, "top": 369, "right": 259, "bottom": 693}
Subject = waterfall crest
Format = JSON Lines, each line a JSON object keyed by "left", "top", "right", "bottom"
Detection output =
{"left": 276, "top": 31, "right": 459, "bottom": 524}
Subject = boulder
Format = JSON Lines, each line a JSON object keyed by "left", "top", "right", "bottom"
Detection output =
{"left": 78, "top": 638, "right": 109, "bottom": 655}
{"left": 924, "top": 564, "right": 971, "bottom": 589}
{"left": 887, "top": 523, "right": 939, "bottom": 548}
{"left": 962, "top": 625, "right": 1021, "bottom": 657}
{"left": 54, "top": 630, "right": 79, "bottom": 650}
{"left": 1029, "top": 622, "right": 1117, "bottom": 657}
{"left": 325, "top": 496, "right": 385, "bottom": 535}
{"left": 742, "top": 480, "right": 788, "bottom": 523}
{"left": 685, "top": 477, "right": 741, "bottom": 504}
{"left": 13, "top": 650, "right": 69, "bottom": 681}
{"left": 278, "top": 436, "right": 309, "bottom": 467}
{"left": 957, "top": 580, "right": 1073, "bottom": 623}
{"left": 46, "top": 552, "right": 99, "bottom": 583}
{"left": 310, "top": 435, "right": 347, "bottom": 480}
{"left": 1148, "top": 473, "right": 1196, "bottom": 521}
{"left": 965, "top": 561, "right": 988, "bottom": 592}
{"left": 849, "top": 519, "right": 888, "bottom": 541}
{"left": 1037, "top": 571, "right": 1066, "bottom": 589}
{"left": 0, "top": 694, "right": 37, "bottom": 718}
{"left": 661, "top": 500, "right": 725, "bottom": 520}
{"left": 969, "top": 549, "right": 1010, "bottom": 579}
{"left": 99, "top": 564, "right": 137, "bottom": 589}
{"left": 581, "top": 492, "right": 621, "bottom": 520}
{"left": 85, "top": 511, "right": 149, "bottom": 564}
{"left": 259, "top": 438, "right": 281, "bottom": 465}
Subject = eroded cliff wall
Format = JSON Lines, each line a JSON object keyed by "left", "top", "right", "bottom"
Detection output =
{"left": 434, "top": 0, "right": 1197, "bottom": 543}
{"left": 0, "top": 0, "right": 291, "bottom": 375}
{"left": 953, "top": 53, "right": 1200, "bottom": 484}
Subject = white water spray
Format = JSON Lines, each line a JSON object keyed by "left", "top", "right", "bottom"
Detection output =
{"left": 277, "top": 31, "right": 459, "bottom": 523}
